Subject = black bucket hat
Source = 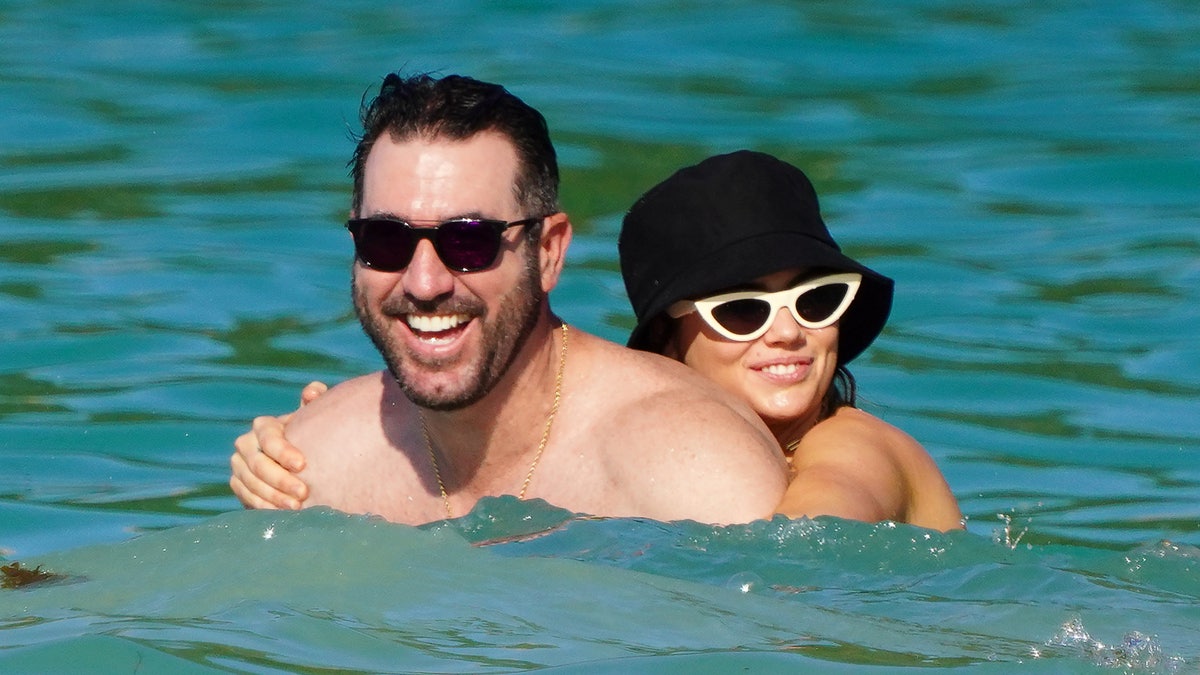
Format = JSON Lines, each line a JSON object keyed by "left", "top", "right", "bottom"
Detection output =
{"left": 619, "top": 150, "right": 894, "bottom": 366}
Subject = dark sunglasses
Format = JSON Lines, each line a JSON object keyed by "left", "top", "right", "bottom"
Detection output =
{"left": 667, "top": 273, "right": 862, "bottom": 341}
{"left": 345, "top": 216, "right": 545, "bottom": 273}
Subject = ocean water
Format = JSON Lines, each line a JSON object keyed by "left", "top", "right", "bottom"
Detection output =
{"left": 1, "top": 1, "right": 1198, "bottom": 672}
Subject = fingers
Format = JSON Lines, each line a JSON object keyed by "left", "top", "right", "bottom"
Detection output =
{"left": 300, "top": 381, "right": 328, "bottom": 406}
{"left": 230, "top": 454, "right": 286, "bottom": 510}
{"left": 227, "top": 417, "right": 309, "bottom": 510}
{"left": 252, "top": 415, "right": 307, "bottom": 473}
{"left": 228, "top": 384, "right": 321, "bottom": 512}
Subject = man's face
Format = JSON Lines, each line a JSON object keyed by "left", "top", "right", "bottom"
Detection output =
{"left": 352, "top": 131, "right": 543, "bottom": 410}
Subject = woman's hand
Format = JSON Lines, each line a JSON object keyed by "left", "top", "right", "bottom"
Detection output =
{"left": 228, "top": 381, "right": 326, "bottom": 510}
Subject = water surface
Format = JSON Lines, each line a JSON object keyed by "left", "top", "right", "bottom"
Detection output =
{"left": 2, "top": 1, "right": 1198, "bottom": 671}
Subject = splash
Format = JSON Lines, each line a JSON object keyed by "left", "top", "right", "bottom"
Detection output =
{"left": 1047, "top": 617, "right": 1187, "bottom": 673}
{"left": 994, "top": 511, "right": 1031, "bottom": 550}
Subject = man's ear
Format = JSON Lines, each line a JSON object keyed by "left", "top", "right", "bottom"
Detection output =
{"left": 537, "top": 212, "right": 572, "bottom": 293}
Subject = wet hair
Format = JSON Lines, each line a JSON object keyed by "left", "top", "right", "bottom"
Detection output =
{"left": 348, "top": 72, "right": 559, "bottom": 242}
{"left": 823, "top": 367, "right": 857, "bottom": 416}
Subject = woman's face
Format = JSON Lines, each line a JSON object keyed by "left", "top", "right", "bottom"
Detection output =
{"left": 665, "top": 268, "right": 841, "bottom": 441}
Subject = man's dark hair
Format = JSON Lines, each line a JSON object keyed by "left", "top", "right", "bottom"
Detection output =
{"left": 349, "top": 73, "right": 559, "bottom": 226}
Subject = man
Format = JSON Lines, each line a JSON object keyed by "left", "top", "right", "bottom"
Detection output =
{"left": 229, "top": 72, "right": 787, "bottom": 525}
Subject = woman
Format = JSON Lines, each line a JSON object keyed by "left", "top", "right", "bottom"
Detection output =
{"left": 619, "top": 151, "right": 961, "bottom": 530}
{"left": 231, "top": 151, "right": 962, "bottom": 531}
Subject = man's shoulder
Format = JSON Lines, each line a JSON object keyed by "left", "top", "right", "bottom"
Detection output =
{"left": 565, "top": 330, "right": 770, "bottom": 446}
{"left": 286, "top": 371, "right": 392, "bottom": 440}
{"left": 572, "top": 331, "right": 736, "bottom": 403}
{"left": 288, "top": 371, "right": 429, "bottom": 518}
{"left": 591, "top": 390, "right": 786, "bottom": 523}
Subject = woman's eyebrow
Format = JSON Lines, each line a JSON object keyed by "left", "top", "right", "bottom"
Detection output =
{"left": 712, "top": 282, "right": 763, "bottom": 294}
{"left": 708, "top": 269, "right": 826, "bottom": 296}
{"left": 787, "top": 270, "right": 823, "bottom": 286}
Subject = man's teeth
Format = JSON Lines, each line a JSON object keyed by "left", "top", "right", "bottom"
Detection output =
{"left": 406, "top": 314, "right": 470, "bottom": 332}
{"left": 762, "top": 363, "right": 800, "bottom": 375}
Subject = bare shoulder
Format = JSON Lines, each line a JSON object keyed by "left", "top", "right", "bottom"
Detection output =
{"left": 284, "top": 371, "right": 411, "bottom": 503}
{"left": 285, "top": 371, "right": 390, "bottom": 447}
{"left": 796, "top": 407, "right": 938, "bottom": 483}
{"left": 802, "top": 407, "right": 915, "bottom": 453}
{"left": 570, "top": 332, "right": 754, "bottom": 409}
{"left": 795, "top": 407, "right": 962, "bottom": 530}
{"left": 561, "top": 332, "right": 788, "bottom": 523}
{"left": 567, "top": 331, "right": 681, "bottom": 380}
{"left": 569, "top": 332, "right": 770, "bottom": 437}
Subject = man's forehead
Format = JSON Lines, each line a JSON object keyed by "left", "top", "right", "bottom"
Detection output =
{"left": 361, "top": 132, "right": 521, "bottom": 217}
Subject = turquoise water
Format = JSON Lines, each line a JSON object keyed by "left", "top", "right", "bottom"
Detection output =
{"left": 2, "top": 1, "right": 1198, "bottom": 671}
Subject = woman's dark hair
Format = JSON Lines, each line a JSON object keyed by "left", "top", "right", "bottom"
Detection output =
{"left": 822, "top": 367, "right": 857, "bottom": 417}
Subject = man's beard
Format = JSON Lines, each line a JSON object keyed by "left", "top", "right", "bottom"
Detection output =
{"left": 353, "top": 252, "right": 543, "bottom": 411}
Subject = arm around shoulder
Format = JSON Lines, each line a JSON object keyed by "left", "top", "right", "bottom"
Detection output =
{"left": 283, "top": 372, "right": 392, "bottom": 510}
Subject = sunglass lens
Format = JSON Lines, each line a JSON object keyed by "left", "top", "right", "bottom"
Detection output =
{"left": 437, "top": 220, "right": 500, "bottom": 271}
{"left": 710, "top": 299, "right": 772, "bottom": 337}
{"left": 795, "top": 283, "right": 849, "bottom": 323}
{"left": 356, "top": 220, "right": 416, "bottom": 271}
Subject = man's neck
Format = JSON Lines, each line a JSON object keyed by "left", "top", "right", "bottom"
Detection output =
{"left": 419, "top": 315, "right": 566, "bottom": 494}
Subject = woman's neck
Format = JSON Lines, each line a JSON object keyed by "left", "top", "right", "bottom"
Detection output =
{"left": 768, "top": 410, "right": 821, "bottom": 457}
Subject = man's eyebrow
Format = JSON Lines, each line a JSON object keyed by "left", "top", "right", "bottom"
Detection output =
{"left": 358, "top": 211, "right": 491, "bottom": 221}
{"left": 358, "top": 210, "right": 402, "bottom": 220}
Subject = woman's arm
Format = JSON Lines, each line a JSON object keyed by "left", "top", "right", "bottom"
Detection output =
{"left": 228, "top": 381, "right": 325, "bottom": 509}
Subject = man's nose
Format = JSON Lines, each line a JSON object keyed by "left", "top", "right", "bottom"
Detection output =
{"left": 401, "top": 239, "right": 456, "bottom": 300}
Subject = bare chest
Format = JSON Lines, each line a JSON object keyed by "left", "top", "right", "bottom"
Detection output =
{"left": 301, "top": 438, "right": 447, "bottom": 524}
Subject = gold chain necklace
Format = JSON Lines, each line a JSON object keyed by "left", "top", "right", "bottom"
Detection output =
{"left": 420, "top": 323, "right": 569, "bottom": 520}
